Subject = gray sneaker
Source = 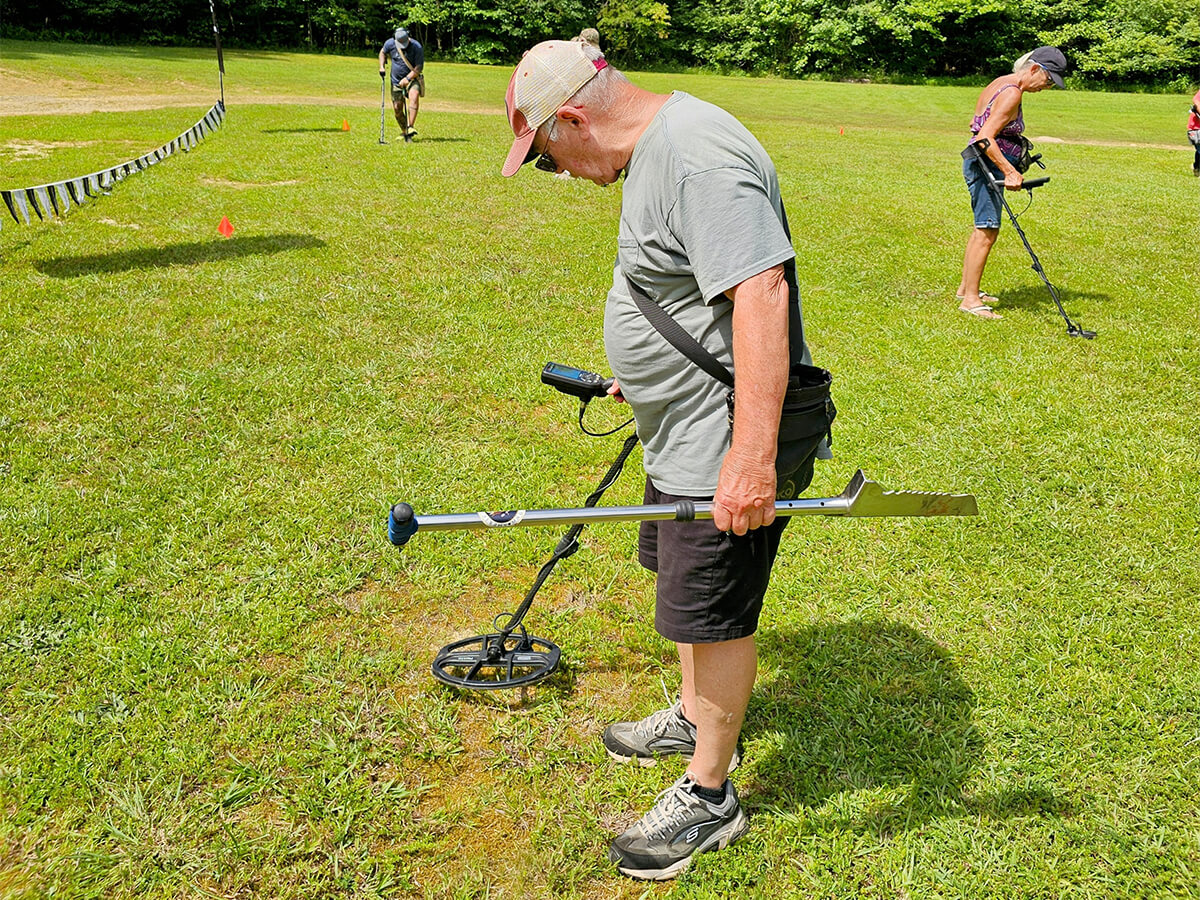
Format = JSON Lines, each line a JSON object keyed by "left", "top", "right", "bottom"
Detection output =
{"left": 608, "top": 774, "right": 750, "bottom": 881}
{"left": 602, "top": 700, "right": 740, "bottom": 772}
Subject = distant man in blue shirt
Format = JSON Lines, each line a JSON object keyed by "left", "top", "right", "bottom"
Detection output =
{"left": 378, "top": 28, "right": 424, "bottom": 141}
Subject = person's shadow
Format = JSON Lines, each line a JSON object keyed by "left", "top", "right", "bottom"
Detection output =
{"left": 35, "top": 234, "right": 324, "bottom": 278}
{"left": 745, "top": 619, "right": 1069, "bottom": 835}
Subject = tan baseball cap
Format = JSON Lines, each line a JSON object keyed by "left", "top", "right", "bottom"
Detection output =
{"left": 501, "top": 41, "right": 608, "bottom": 177}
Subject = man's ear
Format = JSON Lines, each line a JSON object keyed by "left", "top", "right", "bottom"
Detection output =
{"left": 556, "top": 106, "right": 590, "bottom": 139}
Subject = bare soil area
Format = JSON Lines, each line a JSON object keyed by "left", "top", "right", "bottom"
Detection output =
{"left": 0, "top": 72, "right": 495, "bottom": 118}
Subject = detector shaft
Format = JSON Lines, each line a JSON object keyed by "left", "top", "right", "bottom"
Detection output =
{"left": 391, "top": 470, "right": 977, "bottom": 544}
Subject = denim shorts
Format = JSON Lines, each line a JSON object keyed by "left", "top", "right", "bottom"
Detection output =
{"left": 638, "top": 477, "right": 789, "bottom": 644}
{"left": 963, "top": 156, "right": 1003, "bottom": 229}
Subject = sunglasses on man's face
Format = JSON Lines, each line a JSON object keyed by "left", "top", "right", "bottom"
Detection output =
{"left": 523, "top": 126, "right": 557, "bottom": 173}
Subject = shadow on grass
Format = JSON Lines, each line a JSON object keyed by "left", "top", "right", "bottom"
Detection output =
{"left": 746, "top": 618, "right": 1071, "bottom": 835}
{"left": 404, "top": 137, "right": 470, "bottom": 144}
{"left": 36, "top": 233, "right": 325, "bottom": 277}
{"left": 994, "top": 284, "right": 1110, "bottom": 314}
{"left": 0, "top": 42, "right": 296, "bottom": 63}
{"left": 261, "top": 127, "right": 348, "bottom": 133}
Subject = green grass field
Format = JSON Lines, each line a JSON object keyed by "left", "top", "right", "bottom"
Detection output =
{"left": 2, "top": 40, "right": 1198, "bottom": 899}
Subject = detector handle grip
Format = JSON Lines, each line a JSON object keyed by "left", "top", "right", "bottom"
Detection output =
{"left": 993, "top": 175, "right": 1050, "bottom": 190}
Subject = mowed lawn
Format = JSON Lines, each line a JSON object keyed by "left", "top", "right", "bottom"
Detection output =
{"left": 1, "top": 41, "right": 1198, "bottom": 899}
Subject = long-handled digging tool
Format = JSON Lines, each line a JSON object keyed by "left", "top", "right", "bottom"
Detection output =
{"left": 964, "top": 138, "right": 1095, "bottom": 339}
{"left": 388, "top": 467, "right": 978, "bottom": 691}
{"left": 399, "top": 90, "right": 411, "bottom": 142}
{"left": 378, "top": 73, "right": 388, "bottom": 145}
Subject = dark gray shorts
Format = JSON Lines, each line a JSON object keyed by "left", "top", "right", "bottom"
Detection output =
{"left": 638, "top": 478, "right": 789, "bottom": 644}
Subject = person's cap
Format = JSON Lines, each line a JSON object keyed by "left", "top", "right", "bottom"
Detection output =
{"left": 394, "top": 27, "right": 409, "bottom": 47}
{"left": 1028, "top": 46, "right": 1067, "bottom": 87}
{"left": 501, "top": 41, "right": 608, "bottom": 177}
{"left": 579, "top": 28, "right": 600, "bottom": 45}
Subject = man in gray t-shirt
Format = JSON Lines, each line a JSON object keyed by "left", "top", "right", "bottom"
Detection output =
{"left": 502, "top": 40, "right": 821, "bottom": 881}
{"left": 606, "top": 90, "right": 816, "bottom": 496}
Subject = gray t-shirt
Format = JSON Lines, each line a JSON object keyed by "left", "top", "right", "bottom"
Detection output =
{"left": 603, "top": 91, "right": 809, "bottom": 495}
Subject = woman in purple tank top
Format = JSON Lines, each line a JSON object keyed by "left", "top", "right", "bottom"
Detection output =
{"left": 956, "top": 47, "right": 1066, "bottom": 320}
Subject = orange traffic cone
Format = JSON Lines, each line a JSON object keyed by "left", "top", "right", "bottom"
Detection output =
{"left": 218, "top": 216, "right": 234, "bottom": 238}
{"left": 342, "top": 119, "right": 350, "bottom": 131}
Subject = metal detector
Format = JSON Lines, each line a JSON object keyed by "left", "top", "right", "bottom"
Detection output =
{"left": 378, "top": 73, "right": 388, "bottom": 145}
{"left": 964, "top": 139, "right": 1096, "bottom": 339}
{"left": 386, "top": 366, "right": 979, "bottom": 691}
{"left": 395, "top": 364, "right": 637, "bottom": 690}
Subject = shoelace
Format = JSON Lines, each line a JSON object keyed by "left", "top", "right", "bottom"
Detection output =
{"left": 641, "top": 777, "right": 700, "bottom": 841}
{"left": 632, "top": 702, "right": 686, "bottom": 740}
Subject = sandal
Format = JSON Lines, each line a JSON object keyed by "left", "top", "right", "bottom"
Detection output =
{"left": 957, "top": 300, "right": 1002, "bottom": 319}
{"left": 957, "top": 291, "right": 1001, "bottom": 305}
{"left": 956, "top": 291, "right": 1003, "bottom": 319}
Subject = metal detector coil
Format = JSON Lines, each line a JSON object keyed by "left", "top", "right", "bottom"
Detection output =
{"left": 432, "top": 627, "right": 561, "bottom": 690}
{"left": 412, "top": 432, "right": 642, "bottom": 691}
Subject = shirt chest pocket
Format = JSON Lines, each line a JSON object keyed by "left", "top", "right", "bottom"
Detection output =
{"left": 617, "top": 237, "right": 644, "bottom": 284}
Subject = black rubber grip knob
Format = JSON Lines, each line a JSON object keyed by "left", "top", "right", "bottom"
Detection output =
{"left": 389, "top": 503, "right": 418, "bottom": 546}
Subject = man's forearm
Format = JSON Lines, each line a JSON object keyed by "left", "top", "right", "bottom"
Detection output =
{"left": 727, "top": 267, "right": 790, "bottom": 465}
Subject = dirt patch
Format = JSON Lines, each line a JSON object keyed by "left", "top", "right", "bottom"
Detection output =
{"left": 201, "top": 176, "right": 303, "bottom": 189}
{"left": 1, "top": 139, "right": 106, "bottom": 160}
{"left": 1030, "top": 134, "right": 1188, "bottom": 152}
{"left": 0, "top": 82, "right": 499, "bottom": 118}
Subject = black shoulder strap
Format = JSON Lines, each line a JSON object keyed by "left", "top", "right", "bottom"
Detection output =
{"left": 626, "top": 276, "right": 733, "bottom": 388}
{"left": 396, "top": 43, "right": 416, "bottom": 73}
{"left": 627, "top": 199, "right": 804, "bottom": 387}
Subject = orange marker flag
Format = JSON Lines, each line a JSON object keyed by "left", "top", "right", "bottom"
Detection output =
{"left": 342, "top": 119, "right": 350, "bottom": 131}
{"left": 218, "top": 215, "right": 234, "bottom": 238}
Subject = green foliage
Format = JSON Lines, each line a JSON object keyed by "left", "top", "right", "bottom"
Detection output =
{"left": 1042, "top": 0, "right": 1200, "bottom": 81}
{"left": 598, "top": 0, "right": 670, "bottom": 60}
{"left": 407, "top": 0, "right": 590, "bottom": 62}
{"left": 1, "top": 0, "right": 1198, "bottom": 83}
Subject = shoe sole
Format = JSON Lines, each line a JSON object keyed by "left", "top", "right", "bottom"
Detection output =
{"left": 604, "top": 747, "right": 740, "bottom": 773}
{"left": 614, "top": 808, "right": 750, "bottom": 881}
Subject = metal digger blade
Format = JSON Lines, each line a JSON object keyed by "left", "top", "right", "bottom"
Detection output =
{"left": 388, "top": 470, "right": 977, "bottom": 545}
{"left": 832, "top": 469, "right": 979, "bottom": 517}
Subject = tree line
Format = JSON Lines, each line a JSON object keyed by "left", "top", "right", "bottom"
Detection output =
{"left": 3, "top": 0, "right": 1198, "bottom": 88}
